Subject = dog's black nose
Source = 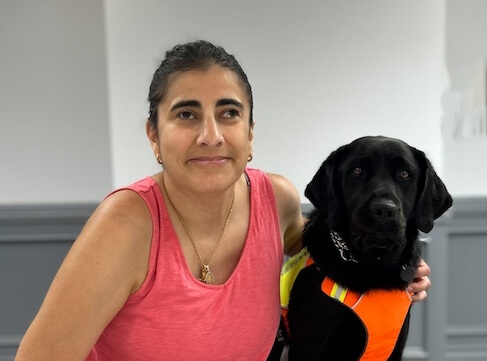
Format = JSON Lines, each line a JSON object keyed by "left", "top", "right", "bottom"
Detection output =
{"left": 370, "top": 199, "right": 398, "bottom": 220}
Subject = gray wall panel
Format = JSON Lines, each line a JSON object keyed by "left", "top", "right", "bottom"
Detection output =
{"left": 1, "top": 198, "right": 486, "bottom": 360}
{"left": 0, "top": 204, "right": 96, "bottom": 360}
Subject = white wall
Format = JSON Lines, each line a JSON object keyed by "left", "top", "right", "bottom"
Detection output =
{"left": 0, "top": 0, "right": 112, "bottom": 204}
{"left": 104, "top": 0, "right": 449, "bottom": 202}
{"left": 443, "top": 0, "right": 487, "bottom": 197}
{"left": 4, "top": 1, "right": 485, "bottom": 205}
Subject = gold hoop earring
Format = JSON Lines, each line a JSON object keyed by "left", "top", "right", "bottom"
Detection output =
{"left": 156, "top": 153, "right": 163, "bottom": 164}
{"left": 247, "top": 150, "right": 253, "bottom": 162}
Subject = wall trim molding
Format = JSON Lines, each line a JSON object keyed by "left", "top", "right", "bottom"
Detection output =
{"left": 0, "top": 336, "right": 21, "bottom": 347}
{"left": 1, "top": 197, "right": 484, "bottom": 224}
{"left": 449, "top": 197, "right": 487, "bottom": 218}
{"left": 0, "top": 203, "right": 97, "bottom": 243}
{"left": 446, "top": 325, "right": 487, "bottom": 337}
{"left": 0, "top": 203, "right": 97, "bottom": 223}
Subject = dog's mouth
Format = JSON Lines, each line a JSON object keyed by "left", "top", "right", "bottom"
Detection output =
{"left": 349, "top": 226, "right": 407, "bottom": 264}
{"left": 351, "top": 216, "right": 405, "bottom": 236}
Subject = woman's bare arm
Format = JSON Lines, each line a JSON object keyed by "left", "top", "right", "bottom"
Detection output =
{"left": 15, "top": 190, "right": 152, "bottom": 361}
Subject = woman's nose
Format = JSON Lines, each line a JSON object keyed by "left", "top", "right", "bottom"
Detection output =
{"left": 196, "top": 115, "right": 224, "bottom": 146}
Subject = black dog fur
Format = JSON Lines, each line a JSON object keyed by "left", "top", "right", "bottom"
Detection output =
{"left": 277, "top": 136, "right": 452, "bottom": 361}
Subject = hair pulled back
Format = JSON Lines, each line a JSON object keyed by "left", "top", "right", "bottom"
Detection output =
{"left": 148, "top": 40, "right": 253, "bottom": 128}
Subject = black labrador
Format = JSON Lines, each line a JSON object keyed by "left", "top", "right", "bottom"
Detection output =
{"left": 270, "top": 136, "right": 452, "bottom": 361}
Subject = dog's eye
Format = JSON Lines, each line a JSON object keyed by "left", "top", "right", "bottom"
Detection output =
{"left": 399, "top": 170, "right": 410, "bottom": 179}
{"left": 352, "top": 167, "right": 363, "bottom": 176}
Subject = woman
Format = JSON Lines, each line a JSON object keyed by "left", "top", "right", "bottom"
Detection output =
{"left": 16, "top": 40, "right": 430, "bottom": 360}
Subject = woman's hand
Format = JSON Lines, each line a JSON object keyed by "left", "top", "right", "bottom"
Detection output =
{"left": 408, "top": 259, "right": 431, "bottom": 302}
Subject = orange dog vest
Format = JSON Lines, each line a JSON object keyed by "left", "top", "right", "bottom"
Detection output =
{"left": 279, "top": 248, "right": 412, "bottom": 360}
{"left": 321, "top": 277, "right": 412, "bottom": 360}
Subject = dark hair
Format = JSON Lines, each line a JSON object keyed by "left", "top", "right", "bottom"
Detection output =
{"left": 148, "top": 40, "right": 254, "bottom": 128}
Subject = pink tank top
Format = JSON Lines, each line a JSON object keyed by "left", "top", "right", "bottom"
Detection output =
{"left": 86, "top": 168, "right": 283, "bottom": 360}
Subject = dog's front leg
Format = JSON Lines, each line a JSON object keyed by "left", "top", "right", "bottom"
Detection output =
{"left": 287, "top": 266, "right": 366, "bottom": 360}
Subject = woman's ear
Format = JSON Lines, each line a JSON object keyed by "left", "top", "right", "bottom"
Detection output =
{"left": 246, "top": 122, "right": 255, "bottom": 162}
{"left": 146, "top": 120, "right": 160, "bottom": 155}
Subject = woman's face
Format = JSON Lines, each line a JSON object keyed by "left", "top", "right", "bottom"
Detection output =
{"left": 148, "top": 65, "right": 254, "bottom": 193}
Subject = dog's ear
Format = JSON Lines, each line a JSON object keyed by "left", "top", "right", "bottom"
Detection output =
{"left": 305, "top": 149, "right": 341, "bottom": 217}
{"left": 414, "top": 149, "right": 453, "bottom": 233}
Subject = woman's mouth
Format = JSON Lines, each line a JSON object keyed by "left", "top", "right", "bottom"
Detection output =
{"left": 188, "top": 156, "right": 230, "bottom": 165}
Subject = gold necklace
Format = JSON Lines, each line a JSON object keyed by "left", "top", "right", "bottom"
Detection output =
{"left": 162, "top": 179, "right": 235, "bottom": 284}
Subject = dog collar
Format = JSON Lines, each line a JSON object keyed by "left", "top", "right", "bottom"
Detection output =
{"left": 330, "top": 230, "right": 358, "bottom": 263}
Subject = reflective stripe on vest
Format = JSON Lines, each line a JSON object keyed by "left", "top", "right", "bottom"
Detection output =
{"left": 280, "top": 247, "right": 313, "bottom": 309}
{"left": 279, "top": 247, "right": 314, "bottom": 338}
{"left": 321, "top": 277, "right": 413, "bottom": 361}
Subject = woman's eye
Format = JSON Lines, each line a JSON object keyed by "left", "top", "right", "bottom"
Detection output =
{"left": 178, "top": 111, "right": 195, "bottom": 120}
{"left": 221, "top": 109, "right": 239, "bottom": 118}
{"left": 352, "top": 167, "right": 362, "bottom": 176}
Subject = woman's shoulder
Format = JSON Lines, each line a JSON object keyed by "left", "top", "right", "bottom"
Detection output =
{"left": 265, "top": 172, "right": 299, "bottom": 202}
{"left": 75, "top": 188, "right": 153, "bottom": 292}
{"left": 100, "top": 175, "right": 160, "bottom": 229}
{"left": 246, "top": 168, "right": 295, "bottom": 193}
{"left": 98, "top": 188, "right": 152, "bottom": 232}
{"left": 265, "top": 172, "right": 305, "bottom": 255}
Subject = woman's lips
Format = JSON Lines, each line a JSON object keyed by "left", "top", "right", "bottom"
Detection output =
{"left": 188, "top": 156, "right": 230, "bottom": 165}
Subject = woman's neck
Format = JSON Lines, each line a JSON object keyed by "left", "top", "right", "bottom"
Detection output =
{"left": 156, "top": 171, "right": 245, "bottom": 233}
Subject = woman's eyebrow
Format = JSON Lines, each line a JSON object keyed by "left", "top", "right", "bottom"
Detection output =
{"left": 170, "top": 100, "right": 201, "bottom": 111}
{"left": 216, "top": 98, "right": 244, "bottom": 109}
{"left": 170, "top": 98, "right": 244, "bottom": 111}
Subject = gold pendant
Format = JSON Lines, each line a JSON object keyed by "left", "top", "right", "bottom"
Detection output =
{"left": 201, "top": 265, "right": 214, "bottom": 284}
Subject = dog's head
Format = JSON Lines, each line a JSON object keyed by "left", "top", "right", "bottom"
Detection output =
{"left": 305, "top": 136, "right": 452, "bottom": 264}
